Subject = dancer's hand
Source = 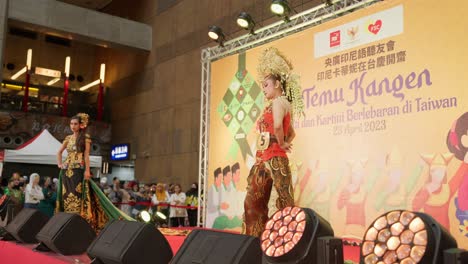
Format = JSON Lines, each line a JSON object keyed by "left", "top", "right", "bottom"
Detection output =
{"left": 58, "top": 163, "right": 64, "bottom": 169}
{"left": 280, "top": 142, "right": 292, "bottom": 152}
{"left": 84, "top": 170, "right": 91, "bottom": 180}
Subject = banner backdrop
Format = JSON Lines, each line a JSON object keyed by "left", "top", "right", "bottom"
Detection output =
{"left": 206, "top": 0, "right": 468, "bottom": 248}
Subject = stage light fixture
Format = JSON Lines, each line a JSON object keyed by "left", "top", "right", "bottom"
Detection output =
{"left": 271, "top": 0, "right": 291, "bottom": 21}
{"left": 139, "top": 210, "right": 151, "bottom": 223}
{"left": 156, "top": 211, "right": 167, "bottom": 220}
{"left": 360, "top": 210, "right": 458, "bottom": 264}
{"left": 260, "top": 206, "right": 337, "bottom": 264}
{"left": 237, "top": 12, "right": 256, "bottom": 34}
{"left": 208, "top": 25, "right": 226, "bottom": 47}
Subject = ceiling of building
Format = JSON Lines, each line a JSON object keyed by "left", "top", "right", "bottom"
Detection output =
{"left": 57, "top": 0, "right": 112, "bottom": 10}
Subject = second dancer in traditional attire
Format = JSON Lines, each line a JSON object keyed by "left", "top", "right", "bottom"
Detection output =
{"left": 56, "top": 113, "right": 133, "bottom": 231}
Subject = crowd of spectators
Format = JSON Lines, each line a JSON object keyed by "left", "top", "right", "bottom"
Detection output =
{"left": 0, "top": 172, "right": 199, "bottom": 228}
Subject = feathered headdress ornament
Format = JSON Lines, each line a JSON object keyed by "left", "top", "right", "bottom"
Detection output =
{"left": 257, "top": 47, "right": 305, "bottom": 118}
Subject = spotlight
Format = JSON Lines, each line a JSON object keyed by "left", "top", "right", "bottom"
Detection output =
{"left": 260, "top": 206, "right": 337, "bottom": 263}
{"left": 271, "top": 0, "right": 291, "bottom": 21}
{"left": 208, "top": 25, "right": 226, "bottom": 47}
{"left": 139, "top": 210, "right": 151, "bottom": 223}
{"left": 237, "top": 12, "right": 256, "bottom": 34}
{"left": 360, "top": 210, "right": 458, "bottom": 264}
{"left": 155, "top": 211, "right": 167, "bottom": 220}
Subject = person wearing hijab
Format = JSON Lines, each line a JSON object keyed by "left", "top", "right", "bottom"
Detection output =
{"left": 151, "top": 183, "right": 170, "bottom": 224}
{"left": 24, "top": 173, "right": 44, "bottom": 209}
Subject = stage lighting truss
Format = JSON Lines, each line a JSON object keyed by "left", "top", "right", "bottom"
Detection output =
{"left": 201, "top": 0, "right": 381, "bottom": 62}
{"left": 198, "top": 0, "right": 382, "bottom": 227}
{"left": 361, "top": 210, "right": 458, "bottom": 264}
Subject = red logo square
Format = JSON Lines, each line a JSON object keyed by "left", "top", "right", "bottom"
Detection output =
{"left": 329, "top": 30, "right": 341, "bottom": 48}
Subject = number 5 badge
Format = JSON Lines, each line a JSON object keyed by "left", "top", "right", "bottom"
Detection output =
{"left": 256, "top": 131, "right": 270, "bottom": 151}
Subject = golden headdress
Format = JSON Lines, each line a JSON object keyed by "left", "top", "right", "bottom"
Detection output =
{"left": 77, "top": 113, "right": 90, "bottom": 128}
{"left": 257, "top": 47, "right": 305, "bottom": 118}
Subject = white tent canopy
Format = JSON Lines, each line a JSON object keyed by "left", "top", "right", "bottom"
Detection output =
{"left": 4, "top": 129, "right": 102, "bottom": 168}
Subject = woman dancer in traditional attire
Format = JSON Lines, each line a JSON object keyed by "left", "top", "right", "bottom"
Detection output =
{"left": 243, "top": 47, "right": 304, "bottom": 237}
{"left": 56, "top": 113, "right": 132, "bottom": 230}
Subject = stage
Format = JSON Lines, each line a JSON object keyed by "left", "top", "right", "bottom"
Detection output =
{"left": 0, "top": 228, "right": 360, "bottom": 263}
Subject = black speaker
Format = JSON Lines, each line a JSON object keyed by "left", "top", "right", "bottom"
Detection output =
{"left": 36, "top": 212, "right": 96, "bottom": 255}
{"left": 171, "top": 229, "right": 262, "bottom": 264}
{"left": 316, "top": 237, "right": 344, "bottom": 264}
{"left": 87, "top": 220, "right": 173, "bottom": 264}
{"left": 5, "top": 208, "right": 49, "bottom": 243}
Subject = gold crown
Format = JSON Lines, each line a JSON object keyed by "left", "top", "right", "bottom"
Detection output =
{"left": 257, "top": 47, "right": 293, "bottom": 81}
{"left": 257, "top": 47, "right": 305, "bottom": 118}
{"left": 77, "top": 113, "right": 90, "bottom": 128}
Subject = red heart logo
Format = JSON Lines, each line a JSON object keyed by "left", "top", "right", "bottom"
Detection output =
{"left": 368, "top": 20, "right": 382, "bottom": 34}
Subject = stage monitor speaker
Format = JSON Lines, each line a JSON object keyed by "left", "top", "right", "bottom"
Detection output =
{"left": 316, "top": 237, "right": 343, "bottom": 264}
{"left": 171, "top": 229, "right": 262, "bottom": 264}
{"left": 87, "top": 220, "right": 173, "bottom": 264}
{"left": 5, "top": 208, "right": 49, "bottom": 243}
{"left": 36, "top": 212, "right": 96, "bottom": 255}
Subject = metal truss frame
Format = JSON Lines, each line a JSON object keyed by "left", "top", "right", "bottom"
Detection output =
{"left": 198, "top": 0, "right": 382, "bottom": 227}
